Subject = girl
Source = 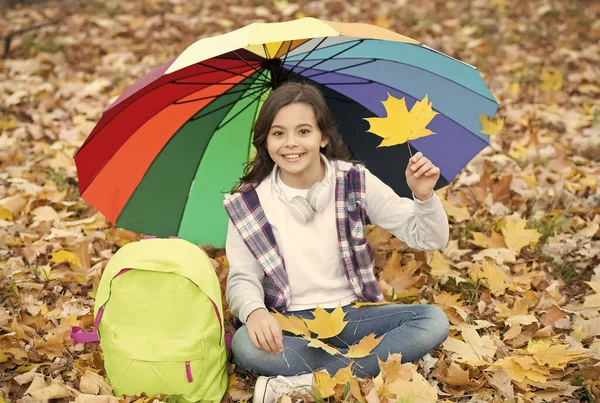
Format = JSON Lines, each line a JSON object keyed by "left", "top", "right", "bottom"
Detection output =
{"left": 223, "top": 82, "right": 450, "bottom": 403}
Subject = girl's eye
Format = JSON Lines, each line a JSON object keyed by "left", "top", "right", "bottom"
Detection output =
{"left": 272, "top": 131, "right": 283, "bottom": 136}
{"left": 299, "top": 129, "right": 310, "bottom": 135}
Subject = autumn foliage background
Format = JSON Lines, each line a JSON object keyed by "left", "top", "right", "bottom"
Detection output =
{"left": 1, "top": 0, "right": 599, "bottom": 402}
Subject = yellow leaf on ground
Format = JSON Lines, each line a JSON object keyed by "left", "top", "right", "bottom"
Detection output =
{"left": 441, "top": 198, "right": 470, "bottom": 223}
{"left": 50, "top": 250, "right": 81, "bottom": 268}
{"left": 0, "top": 207, "right": 13, "bottom": 221}
{"left": 79, "top": 371, "right": 112, "bottom": 395}
{"left": 271, "top": 311, "right": 310, "bottom": 336}
{"left": 525, "top": 339, "right": 591, "bottom": 369}
{"left": 494, "top": 356, "right": 548, "bottom": 383}
{"left": 303, "top": 305, "right": 348, "bottom": 339}
{"left": 500, "top": 219, "right": 542, "bottom": 253}
{"left": 539, "top": 69, "right": 563, "bottom": 92}
{"left": 365, "top": 93, "right": 439, "bottom": 147}
{"left": 442, "top": 328, "right": 496, "bottom": 366}
{"left": 303, "top": 337, "right": 342, "bottom": 356}
{"left": 469, "top": 258, "right": 507, "bottom": 296}
{"left": 429, "top": 250, "right": 457, "bottom": 278}
{"left": 387, "top": 363, "right": 438, "bottom": 402}
{"left": 25, "top": 375, "right": 72, "bottom": 402}
{"left": 505, "top": 314, "right": 538, "bottom": 327}
{"left": 315, "top": 365, "right": 354, "bottom": 398}
{"left": 479, "top": 115, "right": 504, "bottom": 135}
{"left": 345, "top": 333, "right": 384, "bottom": 358}
{"left": 378, "top": 251, "right": 423, "bottom": 299}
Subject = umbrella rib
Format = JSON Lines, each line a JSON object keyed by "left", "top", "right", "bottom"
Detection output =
{"left": 172, "top": 61, "right": 260, "bottom": 84}
{"left": 297, "top": 67, "right": 493, "bottom": 142}
{"left": 284, "top": 38, "right": 367, "bottom": 59}
{"left": 292, "top": 39, "right": 365, "bottom": 78}
{"left": 279, "top": 40, "right": 294, "bottom": 69}
{"left": 232, "top": 51, "right": 271, "bottom": 83}
{"left": 173, "top": 86, "right": 263, "bottom": 105}
{"left": 300, "top": 59, "right": 377, "bottom": 81}
{"left": 190, "top": 84, "right": 269, "bottom": 122}
{"left": 280, "top": 37, "right": 327, "bottom": 83}
{"left": 216, "top": 87, "right": 270, "bottom": 130}
{"left": 291, "top": 56, "right": 497, "bottom": 104}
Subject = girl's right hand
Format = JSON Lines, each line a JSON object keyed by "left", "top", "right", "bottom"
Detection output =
{"left": 246, "top": 308, "right": 284, "bottom": 354}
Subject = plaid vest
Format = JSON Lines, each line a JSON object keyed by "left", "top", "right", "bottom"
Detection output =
{"left": 223, "top": 164, "right": 384, "bottom": 314}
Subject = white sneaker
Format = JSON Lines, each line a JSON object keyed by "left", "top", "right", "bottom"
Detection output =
{"left": 253, "top": 373, "right": 315, "bottom": 403}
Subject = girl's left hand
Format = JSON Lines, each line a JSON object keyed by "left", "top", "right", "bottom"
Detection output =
{"left": 405, "top": 152, "right": 440, "bottom": 200}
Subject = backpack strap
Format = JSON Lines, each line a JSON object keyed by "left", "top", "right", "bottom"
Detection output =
{"left": 71, "top": 305, "right": 104, "bottom": 343}
{"left": 70, "top": 268, "right": 131, "bottom": 344}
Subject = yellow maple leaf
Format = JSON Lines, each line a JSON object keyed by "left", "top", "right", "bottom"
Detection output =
{"left": 525, "top": 339, "right": 590, "bottom": 369}
{"left": 441, "top": 198, "right": 470, "bottom": 223}
{"left": 469, "top": 258, "right": 507, "bottom": 296}
{"left": 479, "top": 115, "right": 504, "bottom": 135}
{"left": 442, "top": 328, "right": 496, "bottom": 366}
{"left": 303, "top": 336, "right": 342, "bottom": 356}
{"left": 378, "top": 251, "right": 423, "bottom": 299}
{"left": 364, "top": 93, "right": 438, "bottom": 147}
{"left": 429, "top": 250, "right": 452, "bottom": 277}
{"left": 345, "top": 333, "right": 384, "bottom": 358}
{"left": 378, "top": 353, "right": 408, "bottom": 384}
{"left": 50, "top": 250, "right": 81, "bottom": 268}
{"left": 303, "top": 305, "right": 348, "bottom": 339}
{"left": 0, "top": 207, "right": 13, "bottom": 221}
{"left": 314, "top": 371, "right": 338, "bottom": 398}
{"left": 271, "top": 311, "right": 310, "bottom": 336}
{"left": 494, "top": 356, "right": 548, "bottom": 383}
{"left": 500, "top": 219, "right": 542, "bottom": 253}
{"left": 314, "top": 365, "right": 354, "bottom": 398}
{"left": 387, "top": 368, "right": 438, "bottom": 402}
{"left": 539, "top": 69, "right": 563, "bottom": 92}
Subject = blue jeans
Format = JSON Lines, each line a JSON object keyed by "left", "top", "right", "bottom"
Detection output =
{"left": 231, "top": 304, "right": 449, "bottom": 378}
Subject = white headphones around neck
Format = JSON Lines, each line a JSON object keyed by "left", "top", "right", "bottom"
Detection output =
{"left": 272, "top": 157, "right": 332, "bottom": 224}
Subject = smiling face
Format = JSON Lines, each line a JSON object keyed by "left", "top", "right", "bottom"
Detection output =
{"left": 267, "top": 102, "right": 329, "bottom": 189}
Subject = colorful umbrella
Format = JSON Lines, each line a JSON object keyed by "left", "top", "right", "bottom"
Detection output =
{"left": 75, "top": 17, "right": 499, "bottom": 248}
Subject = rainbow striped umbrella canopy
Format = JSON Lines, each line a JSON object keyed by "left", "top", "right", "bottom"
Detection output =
{"left": 75, "top": 18, "right": 499, "bottom": 248}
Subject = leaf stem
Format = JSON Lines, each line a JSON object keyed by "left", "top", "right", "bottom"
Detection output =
{"left": 407, "top": 141, "right": 414, "bottom": 158}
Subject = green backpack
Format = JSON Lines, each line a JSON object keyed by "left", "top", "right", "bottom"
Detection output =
{"left": 71, "top": 237, "right": 228, "bottom": 402}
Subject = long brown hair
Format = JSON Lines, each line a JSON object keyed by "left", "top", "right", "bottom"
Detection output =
{"left": 232, "top": 82, "right": 354, "bottom": 193}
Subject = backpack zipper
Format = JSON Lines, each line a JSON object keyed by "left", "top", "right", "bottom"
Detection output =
{"left": 185, "top": 361, "right": 193, "bottom": 382}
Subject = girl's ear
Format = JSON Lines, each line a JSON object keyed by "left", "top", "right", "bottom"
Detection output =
{"left": 320, "top": 138, "right": 329, "bottom": 148}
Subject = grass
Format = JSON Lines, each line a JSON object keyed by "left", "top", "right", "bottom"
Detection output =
{"left": 447, "top": 277, "right": 490, "bottom": 305}
{"left": 526, "top": 211, "right": 570, "bottom": 243}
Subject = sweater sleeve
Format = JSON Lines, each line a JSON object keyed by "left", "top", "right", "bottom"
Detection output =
{"left": 224, "top": 220, "right": 267, "bottom": 324}
{"left": 364, "top": 168, "right": 449, "bottom": 250}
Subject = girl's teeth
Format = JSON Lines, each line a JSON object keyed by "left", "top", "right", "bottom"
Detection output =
{"left": 284, "top": 154, "right": 302, "bottom": 159}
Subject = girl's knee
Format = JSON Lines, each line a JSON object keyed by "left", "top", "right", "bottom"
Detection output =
{"left": 423, "top": 305, "right": 450, "bottom": 343}
{"left": 231, "top": 327, "right": 260, "bottom": 365}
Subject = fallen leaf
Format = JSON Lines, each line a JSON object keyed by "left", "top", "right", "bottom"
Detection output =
{"left": 501, "top": 219, "right": 542, "bottom": 253}
{"left": 79, "top": 371, "right": 112, "bottom": 395}
{"left": 479, "top": 115, "right": 504, "bottom": 135}
{"left": 442, "top": 328, "right": 496, "bottom": 366}
{"left": 50, "top": 250, "right": 81, "bottom": 267}
{"left": 24, "top": 375, "right": 72, "bottom": 403}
